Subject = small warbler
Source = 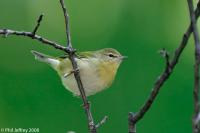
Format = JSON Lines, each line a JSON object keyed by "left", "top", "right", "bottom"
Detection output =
{"left": 31, "top": 48, "right": 126, "bottom": 96}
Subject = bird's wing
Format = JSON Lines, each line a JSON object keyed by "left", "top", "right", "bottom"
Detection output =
{"left": 58, "top": 51, "right": 95, "bottom": 60}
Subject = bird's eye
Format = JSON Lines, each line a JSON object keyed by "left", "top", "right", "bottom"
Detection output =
{"left": 108, "top": 53, "right": 116, "bottom": 58}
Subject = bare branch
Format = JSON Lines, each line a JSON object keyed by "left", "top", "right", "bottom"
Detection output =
{"left": 128, "top": 1, "right": 200, "bottom": 132}
{"left": 95, "top": 116, "right": 108, "bottom": 129}
{"left": 68, "top": 56, "right": 97, "bottom": 133}
{"left": 187, "top": 0, "right": 200, "bottom": 132}
{"left": 195, "top": 113, "right": 200, "bottom": 125}
{"left": 59, "top": 0, "right": 100, "bottom": 132}
{"left": 59, "top": 0, "right": 72, "bottom": 48}
{"left": 159, "top": 48, "right": 171, "bottom": 72}
{"left": 128, "top": 112, "right": 136, "bottom": 133}
{"left": 32, "top": 14, "right": 44, "bottom": 36}
{"left": 0, "top": 29, "right": 67, "bottom": 52}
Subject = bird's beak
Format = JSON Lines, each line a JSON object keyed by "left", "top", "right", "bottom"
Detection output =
{"left": 120, "top": 56, "right": 128, "bottom": 60}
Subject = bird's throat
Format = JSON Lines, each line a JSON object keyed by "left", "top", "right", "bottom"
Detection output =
{"left": 98, "top": 61, "right": 119, "bottom": 88}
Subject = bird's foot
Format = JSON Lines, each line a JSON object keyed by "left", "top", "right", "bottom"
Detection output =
{"left": 64, "top": 68, "right": 79, "bottom": 78}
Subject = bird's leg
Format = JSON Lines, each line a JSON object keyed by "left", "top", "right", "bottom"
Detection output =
{"left": 64, "top": 68, "right": 79, "bottom": 78}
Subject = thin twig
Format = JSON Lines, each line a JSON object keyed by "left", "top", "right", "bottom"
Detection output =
{"left": 128, "top": 1, "right": 200, "bottom": 132}
{"left": 59, "top": 0, "right": 98, "bottom": 132}
{"left": 32, "top": 14, "right": 44, "bottom": 36}
{"left": 95, "top": 116, "right": 108, "bottom": 129}
{"left": 159, "top": 48, "right": 171, "bottom": 72}
{"left": 187, "top": 0, "right": 200, "bottom": 132}
{"left": 59, "top": 0, "right": 72, "bottom": 48}
{"left": 0, "top": 29, "right": 68, "bottom": 52}
{"left": 68, "top": 55, "right": 97, "bottom": 133}
{"left": 128, "top": 112, "right": 136, "bottom": 133}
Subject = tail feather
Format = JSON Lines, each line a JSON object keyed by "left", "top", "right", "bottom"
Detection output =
{"left": 31, "top": 50, "right": 60, "bottom": 69}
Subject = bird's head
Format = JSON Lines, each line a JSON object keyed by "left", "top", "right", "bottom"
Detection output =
{"left": 96, "top": 48, "right": 127, "bottom": 64}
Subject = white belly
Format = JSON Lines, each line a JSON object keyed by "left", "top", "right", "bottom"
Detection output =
{"left": 60, "top": 58, "right": 107, "bottom": 96}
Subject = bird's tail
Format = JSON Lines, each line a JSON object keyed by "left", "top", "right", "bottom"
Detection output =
{"left": 31, "top": 50, "right": 60, "bottom": 69}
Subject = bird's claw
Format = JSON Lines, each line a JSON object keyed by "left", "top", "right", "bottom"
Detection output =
{"left": 64, "top": 68, "right": 80, "bottom": 78}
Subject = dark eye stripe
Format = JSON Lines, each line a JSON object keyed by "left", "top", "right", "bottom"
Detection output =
{"left": 108, "top": 54, "right": 117, "bottom": 58}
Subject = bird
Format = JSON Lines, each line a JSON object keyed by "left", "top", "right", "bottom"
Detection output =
{"left": 31, "top": 48, "right": 126, "bottom": 97}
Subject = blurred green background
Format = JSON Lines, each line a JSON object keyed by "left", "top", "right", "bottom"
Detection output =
{"left": 0, "top": 0, "right": 199, "bottom": 132}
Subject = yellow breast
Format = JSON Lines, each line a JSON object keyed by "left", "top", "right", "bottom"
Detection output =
{"left": 98, "top": 61, "right": 119, "bottom": 88}
{"left": 56, "top": 58, "right": 120, "bottom": 96}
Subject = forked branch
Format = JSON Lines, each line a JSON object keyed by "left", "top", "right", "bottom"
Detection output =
{"left": 32, "top": 14, "right": 44, "bottom": 36}
{"left": 0, "top": 29, "right": 67, "bottom": 52}
{"left": 59, "top": 0, "right": 99, "bottom": 132}
{"left": 0, "top": 0, "right": 107, "bottom": 132}
{"left": 128, "top": 1, "right": 200, "bottom": 132}
{"left": 187, "top": 0, "right": 200, "bottom": 132}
